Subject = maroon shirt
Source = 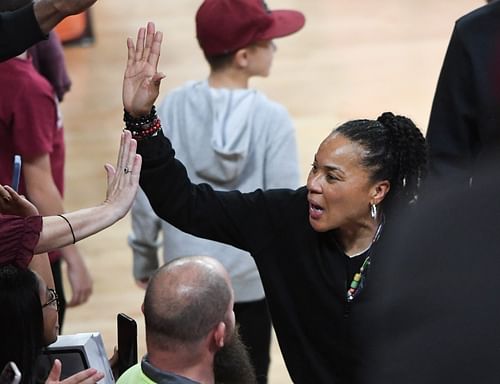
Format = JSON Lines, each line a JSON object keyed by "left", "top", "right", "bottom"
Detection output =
{"left": 0, "top": 57, "right": 65, "bottom": 262}
{"left": 0, "top": 215, "right": 42, "bottom": 268}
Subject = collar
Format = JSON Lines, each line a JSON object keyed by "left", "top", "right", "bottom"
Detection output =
{"left": 141, "top": 355, "right": 201, "bottom": 384}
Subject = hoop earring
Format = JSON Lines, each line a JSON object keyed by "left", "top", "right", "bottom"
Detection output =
{"left": 370, "top": 203, "right": 377, "bottom": 220}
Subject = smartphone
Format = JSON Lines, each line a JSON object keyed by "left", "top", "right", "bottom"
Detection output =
{"left": 117, "top": 313, "right": 137, "bottom": 376}
{"left": 0, "top": 362, "right": 21, "bottom": 384}
{"left": 11, "top": 155, "right": 21, "bottom": 192}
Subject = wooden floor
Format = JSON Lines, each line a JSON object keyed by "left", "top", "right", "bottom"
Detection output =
{"left": 59, "top": 0, "right": 483, "bottom": 382}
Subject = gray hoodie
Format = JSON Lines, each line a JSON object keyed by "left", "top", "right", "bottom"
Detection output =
{"left": 129, "top": 80, "right": 300, "bottom": 301}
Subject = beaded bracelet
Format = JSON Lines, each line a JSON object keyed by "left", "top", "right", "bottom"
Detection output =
{"left": 123, "top": 106, "right": 156, "bottom": 129}
{"left": 129, "top": 118, "right": 162, "bottom": 140}
{"left": 123, "top": 106, "right": 162, "bottom": 140}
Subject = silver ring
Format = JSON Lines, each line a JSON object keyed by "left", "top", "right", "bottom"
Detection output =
{"left": 124, "top": 167, "right": 131, "bottom": 174}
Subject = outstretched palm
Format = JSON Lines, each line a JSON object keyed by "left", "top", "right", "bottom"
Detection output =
{"left": 123, "top": 22, "right": 165, "bottom": 117}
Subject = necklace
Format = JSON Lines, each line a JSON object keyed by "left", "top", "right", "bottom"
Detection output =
{"left": 346, "top": 218, "right": 384, "bottom": 302}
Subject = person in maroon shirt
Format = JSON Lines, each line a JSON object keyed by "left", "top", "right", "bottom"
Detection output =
{"left": 0, "top": 130, "right": 141, "bottom": 270}
{"left": 0, "top": 47, "right": 90, "bottom": 329}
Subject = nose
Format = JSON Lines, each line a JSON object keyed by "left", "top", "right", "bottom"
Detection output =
{"left": 307, "top": 171, "right": 322, "bottom": 193}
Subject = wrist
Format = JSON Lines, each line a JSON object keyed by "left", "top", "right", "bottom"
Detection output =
{"left": 99, "top": 200, "right": 126, "bottom": 224}
{"left": 123, "top": 106, "right": 162, "bottom": 140}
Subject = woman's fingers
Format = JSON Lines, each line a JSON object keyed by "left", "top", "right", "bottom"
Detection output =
{"left": 147, "top": 29, "right": 163, "bottom": 69}
{"left": 61, "top": 368, "right": 103, "bottom": 384}
{"left": 126, "top": 37, "right": 135, "bottom": 68}
{"left": 134, "top": 27, "right": 146, "bottom": 62}
{"left": 132, "top": 154, "right": 142, "bottom": 179}
{"left": 46, "top": 359, "right": 62, "bottom": 382}
{"left": 142, "top": 22, "right": 155, "bottom": 63}
{"left": 0, "top": 184, "right": 11, "bottom": 201}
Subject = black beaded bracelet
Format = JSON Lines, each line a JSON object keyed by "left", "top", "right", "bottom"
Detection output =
{"left": 123, "top": 106, "right": 157, "bottom": 130}
{"left": 123, "top": 106, "right": 163, "bottom": 140}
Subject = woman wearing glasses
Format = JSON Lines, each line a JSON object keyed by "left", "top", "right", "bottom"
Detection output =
{"left": 0, "top": 264, "right": 104, "bottom": 383}
{"left": 0, "top": 131, "right": 139, "bottom": 383}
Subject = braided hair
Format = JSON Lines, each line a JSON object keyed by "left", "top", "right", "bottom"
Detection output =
{"left": 335, "top": 112, "right": 428, "bottom": 215}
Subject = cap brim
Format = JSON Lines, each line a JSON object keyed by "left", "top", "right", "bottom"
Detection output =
{"left": 259, "top": 10, "right": 305, "bottom": 40}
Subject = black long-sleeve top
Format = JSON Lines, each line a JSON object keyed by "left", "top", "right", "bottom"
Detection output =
{"left": 137, "top": 132, "right": 379, "bottom": 384}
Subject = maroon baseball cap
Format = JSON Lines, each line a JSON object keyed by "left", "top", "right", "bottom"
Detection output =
{"left": 196, "top": 0, "right": 305, "bottom": 56}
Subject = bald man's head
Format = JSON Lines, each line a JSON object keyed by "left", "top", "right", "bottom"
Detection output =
{"left": 143, "top": 256, "right": 233, "bottom": 348}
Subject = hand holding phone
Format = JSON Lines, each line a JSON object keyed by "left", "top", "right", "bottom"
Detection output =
{"left": 117, "top": 313, "right": 137, "bottom": 376}
{"left": 0, "top": 362, "right": 21, "bottom": 384}
{"left": 11, "top": 155, "right": 21, "bottom": 192}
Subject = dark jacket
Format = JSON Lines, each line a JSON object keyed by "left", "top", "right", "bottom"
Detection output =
{"left": 426, "top": 1, "right": 500, "bottom": 186}
{"left": 137, "top": 132, "right": 379, "bottom": 384}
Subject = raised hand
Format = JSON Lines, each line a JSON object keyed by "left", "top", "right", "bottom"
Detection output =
{"left": 123, "top": 22, "right": 165, "bottom": 117}
{"left": 102, "top": 130, "right": 142, "bottom": 219}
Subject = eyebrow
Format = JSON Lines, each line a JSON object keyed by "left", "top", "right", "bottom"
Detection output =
{"left": 313, "top": 157, "right": 345, "bottom": 175}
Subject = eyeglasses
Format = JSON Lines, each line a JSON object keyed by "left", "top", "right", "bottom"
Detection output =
{"left": 42, "top": 288, "right": 59, "bottom": 311}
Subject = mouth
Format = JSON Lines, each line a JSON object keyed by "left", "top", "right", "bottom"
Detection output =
{"left": 308, "top": 200, "right": 324, "bottom": 220}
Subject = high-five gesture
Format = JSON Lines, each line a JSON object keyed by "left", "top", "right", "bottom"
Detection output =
{"left": 123, "top": 22, "right": 165, "bottom": 117}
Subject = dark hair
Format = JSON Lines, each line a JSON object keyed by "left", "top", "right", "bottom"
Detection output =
{"left": 204, "top": 51, "right": 236, "bottom": 71}
{"left": 335, "top": 112, "right": 428, "bottom": 214}
{"left": 144, "top": 257, "right": 231, "bottom": 347}
{"left": 0, "top": 265, "right": 44, "bottom": 384}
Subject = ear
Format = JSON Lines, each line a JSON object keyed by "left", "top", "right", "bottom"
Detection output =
{"left": 233, "top": 48, "right": 250, "bottom": 68}
{"left": 371, "top": 180, "right": 390, "bottom": 205}
{"left": 212, "top": 321, "right": 227, "bottom": 349}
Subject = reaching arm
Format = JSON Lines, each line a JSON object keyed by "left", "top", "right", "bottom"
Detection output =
{"left": 0, "top": 4, "right": 44, "bottom": 61}
{"left": 33, "top": 0, "right": 97, "bottom": 35}
{"left": 122, "top": 23, "right": 299, "bottom": 258}
{"left": 0, "top": 132, "right": 141, "bottom": 253}
{"left": 0, "top": 131, "right": 141, "bottom": 305}
{"left": 0, "top": 0, "right": 98, "bottom": 62}
{"left": 23, "top": 152, "right": 93, "bottom": 307}
{"left": 37, "top": 131, "right": 141, "bottom": 251}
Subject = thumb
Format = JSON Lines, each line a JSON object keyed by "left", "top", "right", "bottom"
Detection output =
{"left": 104, "top": 163, "right": 116, "bottom": 186}
{"left": 47, "top": 359, "right": 62, "bottom": 382}
{"left": 152, "top": 72, "right": 166, "bottom": 87}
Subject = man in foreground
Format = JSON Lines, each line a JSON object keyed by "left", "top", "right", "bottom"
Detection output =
{"left": 117, "top": 256, "right": 256, "bottom": 384}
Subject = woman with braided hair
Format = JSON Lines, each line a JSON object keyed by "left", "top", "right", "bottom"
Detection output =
{"left": 123, "top": 23, "right": 428, "bottom": 384}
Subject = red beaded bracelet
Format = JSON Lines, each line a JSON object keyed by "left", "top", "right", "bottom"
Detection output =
{"left": 129, "top": 118, "right": 162, "bottom": 140}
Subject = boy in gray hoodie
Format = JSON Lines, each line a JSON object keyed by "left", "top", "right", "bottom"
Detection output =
{"left": 128, "top": 1, "right": 305, "bottom": 382}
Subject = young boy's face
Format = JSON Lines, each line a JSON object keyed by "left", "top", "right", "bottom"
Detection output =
{"left": 245, "top": 40, "right": 276, "bottom": 77}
